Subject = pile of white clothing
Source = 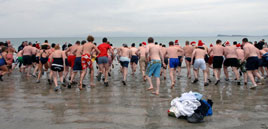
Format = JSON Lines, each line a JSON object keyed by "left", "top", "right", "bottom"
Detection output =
{"left": 169, "top": 91, "right": 202, "bottom": 118}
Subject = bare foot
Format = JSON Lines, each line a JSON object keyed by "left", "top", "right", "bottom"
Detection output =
{"left": 79, "top": 83, "right": 83, "bottom": 90}
{"left": 152, "top": 91, "right": 159, "bottom": 95}
{"left": 147, "top": 87, "right": 153, "bottom": 91}
{"left": 90, "top": 83, "right": 96, "bottom": 87}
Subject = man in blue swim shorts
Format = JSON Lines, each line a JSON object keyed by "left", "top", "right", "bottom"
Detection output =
{"left": 145, "top": 37, "right": 166, "bottom": 95}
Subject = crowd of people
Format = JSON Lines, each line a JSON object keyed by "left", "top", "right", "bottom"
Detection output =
{"left": 0, "top": 35, "right": 267, "bottom": 95}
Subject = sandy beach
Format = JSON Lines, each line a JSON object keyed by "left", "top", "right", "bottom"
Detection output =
{"left": 0, "top": 62, "right": 268, "bottom": 129}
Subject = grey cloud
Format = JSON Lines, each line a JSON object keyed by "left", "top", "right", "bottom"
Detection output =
{"left": 0, "top": 0, "right": 268, "bottom": 38}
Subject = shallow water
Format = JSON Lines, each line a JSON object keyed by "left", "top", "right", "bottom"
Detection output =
{"left": 0, "top": 62, "right": 268, "bottom": 129}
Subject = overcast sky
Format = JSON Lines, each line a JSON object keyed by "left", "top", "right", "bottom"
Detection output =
{"left": 0, "top": 0, "right": 268, "bottom": 38}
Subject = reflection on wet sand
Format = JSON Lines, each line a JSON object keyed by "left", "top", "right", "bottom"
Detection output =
{"left": 0, "top": 65, "right": 268, "bottom": 129}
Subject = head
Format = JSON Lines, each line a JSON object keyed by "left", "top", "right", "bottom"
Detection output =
{"left": 191, "top": 41, "right": 196, "bottom": 46}
{"left": 159, "top": 43, "right": 162, "bottom": 46}
{"left": 33, "top": 44, "right": 36, "bottom": 47}
{"left": 94, "top": 43, "right": 97, "bottom": 46}
{"left": 44, "top": 40, "right": 48, "bottom": 43}
{"left": 131, "top": 43, "right": 135, "bottom": 47}
{"left": 102, "top": 37, "right": 108, "bottom": 43}
{"left": 155, "top": 42, "right": 158, "bottom": 45}
{"left": 148, "top": 37, "right": 154, "bottom": 44}
{"left": 87, "top": 35, "right": 95, "bottom": 42}
{"left": 139, "top": 43, "right": 142, "bottom": 47}
{"left": 169, "top": 41, "right": 174, "bottom": 46}
{"left": 163, "top": 45, "right": 166, "bottom": 47}
{"left": 51, "top": 43, "right": 56, "bottom": 48}
{"left": 81, "top": 40, "right": 86, "bottom": 45}
{"left": 242, "top": 38, "right": 248, "bottom": 44}
{"left": 1, "top": 46, "right": 8, "bottom": 52}
{"left": 75, "top": 41, "right": 80, "bottom": 45}
{"left": 233, "top": 41, "right": 237, "bottom": 45}
{"left": 54, "top": 44, "right": 60, "bottom": 50}
{"left": 185, "top": 41, "right": 190, "bottom": 45}
{"left": 123, "top": 44, "right": 128, "bottom": 48}
{"left": 216, "top": 39, "right": 222, "bottom": 45}
{"left": 28, "top": 42, "right": 33, "bottom": 46}
{"left": 68, "top": 44, "right": 72, "bottom": 48}
{"left": 110, "top": 44, "right": 113, "bottom": 47}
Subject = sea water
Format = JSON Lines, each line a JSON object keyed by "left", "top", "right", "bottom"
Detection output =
{"left": 0, "top": 36, "right": 267, "bottom": 50}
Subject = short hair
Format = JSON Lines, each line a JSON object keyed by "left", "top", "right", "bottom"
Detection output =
{"left": 185, "top": 41, "right": 190, "bottom": 45}
{"left": 242, "top": 38, "right": 248, "bottom": 43}
{"left": 94, "top": 43, "right": 97, "bottom": 46}
{"left": 233, "top": 41, "right": 237, "bottom": 45}
{"left": 155, "top": 42, "right": 158, "bottom": 45}
{"left": 102, "top": 37, "right": 108, "bottom": 43}
{"left": 81, "top": 40, "right": 86, "bottom": 45}
{"left": 0, "top": 42, "right": 4, "bottom": 46}
{"left": 139, "top": 43, "right": 142, "bottom": 46}
{"left": 87, "top": 35, "right": 94, "bottom": 42}
{"left": 1, "top": 46, "right": 7, "bottom": 52}
{"left": 68, "top": 44, "right": 72, "bottom": 48}
{"left": 75, "top": 41, "right": 80, "bottom": 45}
{"left": 51, "top": 43, "right": 56, "bottom": 48}
{"left": 148, "top": 37, "right": 154, "bottom": 43}
{"left": 216, "top": 39, "right": 222, "bottom": 44}
{"left": 33, "top": 44, "right": 36, "bottom": 47}
{"left": 163, "top": 45, "right": 166, "bottom": 47}
{"left": 159, "top": 43, "right": 162, "bottom": 46}
{"left": 131, "top": 43, "right": 135, "bottom": 47}
{"left": 110, "top": 44, "right": 113, "bottom": 46}
{"left": 169, "top": 41, "right": 174, "bottom": 46}
{"left": 54, "top": 44, "right": 60, "bottom": 50}
{"left": 28, "top": 42, "right": 32, "bottom": 45}
{"left": 44, "top": 40, "right": 48, "bottom": 43}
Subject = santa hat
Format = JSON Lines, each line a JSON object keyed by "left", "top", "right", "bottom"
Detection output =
{"left": 236, "top": 43, "right": 241, "bottom": 48}
{"left": 198, "top": 40, "right": 203, "bottom": 47}
{"left": 210, "top": 44, "right": 213, "bottom": 47}
{"left": 175, "top": 40, "right": 179, "bottom": 44}
{"left": 142, "top": 42, "right": 146, "bottom": 45}
{"left": 225, "top": 41, "right": 230, "bottom": 46}
{"left": 191, "top": 41, "right": 196, "bottom": 45}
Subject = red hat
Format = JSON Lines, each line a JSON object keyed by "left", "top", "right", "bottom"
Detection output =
{"left": 175, "top": 40, "right": 179, "bottom": 44}
{"left": 191, "top": 41, "right": 196, "bottom": 45}
{"left": 198, "top": 40, "right": 203, "bottom": 47}
{"left": 225, "top": 41, "right": 230, "bottom": 46}
{"left": 210, "top": 44, "right": 213, "bottom": 47}
{"left": 142, "top": 42, "right": 146, "bottom": 45}
{"left": 236, "top": 43, "right": 241, "bottom": 48}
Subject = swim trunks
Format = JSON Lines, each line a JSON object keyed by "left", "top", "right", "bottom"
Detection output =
{"left": 119, "top": 57, "right": 130, "bottom": 68}
{"left": 67, "top": 55, "right": 76, "bottom": 68}
{"left": 130, "top": 55, "right": 139, "bottom": 64}
{"left": 204, "top": 54, "right": 209, "bottom": 63}
{"left": 22, "top": 55, "right": 32, "bottom": 65}
{"left": 81, "top": 53, "right": 92, "bottom": 69}
{"left": 162, "top": 57, "right": 168, "bottom": 69}
{"left": 169, "top": 58, "right": 179, "bottom": 68}
{"left": 224, "top": 58, "right": 239, "bottom": 67}
{"left": 73, "top": 57, "right": 82, "bottom": 71}
{"left": 146, "top": 60, "right": 161, "bottom": 78}
{"left": 139, "top": 57, "right": 146, "bottom": 71}
{"left": 193, "top": 59, "right": 206, "bottom": 70}
{"left": 213, "top": 56, "right": 224, "bottom": 68}
{"left": 185, "top": 57, "right": 191, "bottom": 62}
{"left": 51, "top": 58, "right": 64, "bottom": 72}
{"left": 246, "top": 56, "right": 259, "bottom": 70}
{"left": 177, "top": 56, "right": 182, "bottom": 67}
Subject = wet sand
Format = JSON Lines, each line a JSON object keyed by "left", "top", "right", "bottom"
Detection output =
{"left": 0, "top": 63, "right": 268, "bottom": 129}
